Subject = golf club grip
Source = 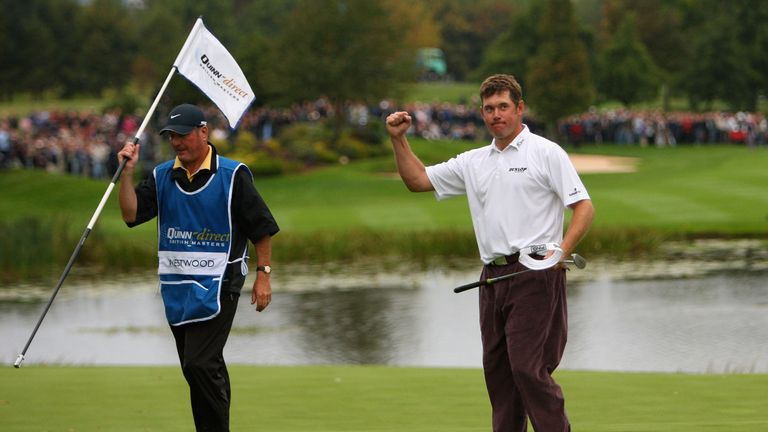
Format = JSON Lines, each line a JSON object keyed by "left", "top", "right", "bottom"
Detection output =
{"left": 454, "top": 280, "right": 487, "bottom": 293}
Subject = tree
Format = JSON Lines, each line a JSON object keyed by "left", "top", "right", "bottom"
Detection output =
{"left": 271, "top": 0, "right": 418, "bottom": 138}
{"left": 75, "top": 0, "right": 138, "bottom": 96}
{"left": 0, "top": 0, "right": 72, "bottom": 99}
{"left": 232, "top": 30, "right": 282, "bottom": 105}
{"left": 597, "top": 13, "right": 659, "bottom": 106}
{"left": 730, "top": 0, "right": 768, "bottom": 111}
{"left": 42, "top": 0, "right": 83, "bottom": 98}
{"left": 388, "top": 0, "right": 442, "bottom": 59}
{"left": 526, "top": 0, "right": 594, "bottom": 135}
{"left": 474, "top": 1, "right": 545, "bottom": 85}
{"left": 234, "top": 0, "right": 297, "bottom": 35}
{"left": 600, "top": 0, "right": 687, "bottom": 110}
{"left": 433, "top": 0, "right": 519, "bottom": 81}
{"left": 678, "top": 0, "right": 764, "bottom": 111}
{"left": 132, "top": 4, "right": 189, "bottom": 94}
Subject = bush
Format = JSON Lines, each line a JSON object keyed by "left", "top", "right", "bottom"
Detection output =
{"left": 243, "top": 150, "right": 294, "bottom": 177}
{"left": 335, "top": 132, "right": 374, "bottom": 159}
{"left": 350, "top": 119, "right": 386, "bottom": 144}
{"left": 217, "top": 131, "right": 295, "bottom": 176}
{"left": 217, "top": 121, "right": 389, "bottom": 174}
{"left": 278, "top": 121, "right": 389, "bottom": 164}
{"left": 279, "top": 123, "right": 338, "bottom": 165}
{"left": 231, "top": 129, "right": 259, "bottom": 152}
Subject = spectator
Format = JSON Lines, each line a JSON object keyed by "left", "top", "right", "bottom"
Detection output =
{"left": 2, "top": 102, "right": 765, "bottom": 178}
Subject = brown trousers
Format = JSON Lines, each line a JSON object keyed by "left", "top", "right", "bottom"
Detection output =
{"left": 479, "top": 260, "right": 570, "bottom": 432}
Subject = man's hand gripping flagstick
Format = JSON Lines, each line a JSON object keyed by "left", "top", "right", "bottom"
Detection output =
{"left": 453, "top": 243, "right": 587, "bottom": 294}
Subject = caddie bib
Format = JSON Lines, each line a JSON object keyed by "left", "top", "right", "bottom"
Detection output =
{"left": 155, "top": 156, "right": 242, "bottom": 326}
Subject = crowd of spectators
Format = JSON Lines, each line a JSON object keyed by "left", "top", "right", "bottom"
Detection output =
{"left": 0, "top": 108, "right": 158, "bottom": 178}
{"left": 0, "top": 111, "right": 124, "bottom": 178}
{"left": 1, "top": 100, "right": 766, "bottom": 179}
{"left": 559, "top": 108, "right": 768, "bottom": 147}
{"left": 233, "top": 98, "right": 540, "bottom": 143}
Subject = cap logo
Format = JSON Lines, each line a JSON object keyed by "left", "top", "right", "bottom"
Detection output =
{"left": 159, "top": 104, "right": 207, "bottom": 135}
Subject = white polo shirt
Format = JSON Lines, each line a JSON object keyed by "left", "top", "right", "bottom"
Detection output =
{"left": 425, "top": 125, "right": 590, "bottom": 264}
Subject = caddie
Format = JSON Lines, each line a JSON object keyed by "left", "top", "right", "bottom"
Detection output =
{"left": 117, "top": 103, "right": 279, "bottom": 432}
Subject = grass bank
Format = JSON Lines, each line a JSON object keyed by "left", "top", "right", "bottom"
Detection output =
{"left": 0, "top": 96, "right": 105, "bottom": 116}
{"left": 1, "top": 142, "right": 767, "bottom": 279}
{"left": 400, "top": 81, "right": 479, "bottom": 104}
{"left": 1, "top": 365, "right": 766, "bottom": 431}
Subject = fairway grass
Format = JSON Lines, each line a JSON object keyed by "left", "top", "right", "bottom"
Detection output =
{"left": 1, "top": 366, "right": 766, "bottom": 431}
{"left": 3, "top": 143, "right": 766, "bottom": 236}
{"left": 1, "top": 143, "right": 767, "bottom": 278}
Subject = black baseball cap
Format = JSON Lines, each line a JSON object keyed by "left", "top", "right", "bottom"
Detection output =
{"left": 159, "top": 104, "right": 207, "bottom": 135}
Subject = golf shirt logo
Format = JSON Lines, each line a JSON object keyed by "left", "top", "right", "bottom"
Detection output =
{"left": 508, "top": 167, "right": 528, "bottom": 173}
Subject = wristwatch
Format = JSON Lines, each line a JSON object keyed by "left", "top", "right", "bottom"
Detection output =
{"left": 256, "top": 265, "right": 272, "bottom": 274}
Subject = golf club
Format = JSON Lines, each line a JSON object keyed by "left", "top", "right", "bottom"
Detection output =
{"left": 453, "top": 253, "right": 587, "bottom": 294}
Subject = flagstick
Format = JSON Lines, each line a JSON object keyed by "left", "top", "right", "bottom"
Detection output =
{"left": 13, "top": 66, "right": 179, "bottom": 368}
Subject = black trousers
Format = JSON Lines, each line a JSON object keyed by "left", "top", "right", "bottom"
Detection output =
{"left": 170, "top": 291, "right": 239, "bottom": 432}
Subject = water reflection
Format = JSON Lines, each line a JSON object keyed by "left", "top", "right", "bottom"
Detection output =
{"left": 287, "top": 288, "right": 414, "bottom": 364}
{"left": 566, "top": 273, "right": 768, "bottom": 373}
{"left": 1, "top": 266, "right": 767, "bottom": 373}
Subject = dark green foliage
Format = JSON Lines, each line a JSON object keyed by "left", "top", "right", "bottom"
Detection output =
{"left": 431, "top": 0, "right": 520, "bottom": 81}
{"left": 75, "top": 0, "right": 139, "bottom": 96}
{"left": 597, "top": 13, "right": 659, "bottom": 106}
{"left": 270, "top": 0, "right": 415, "bottom": 120}
{"left": 0, "top": 0, "right": 80, "bottom": 99}
{"left": 678, "top": 0, "right": 767, "bottom": 111}
{"left": 216, "top": 120, "right": 388, "bottom": 176}
{"left": 473, "top": 1, "right": 544, "bottom": 83}
{"left": 526, "top": 0, "right": 594, "bottom": 130}
{"left": 1, "top": 1, "right": 767, "bottom": 126}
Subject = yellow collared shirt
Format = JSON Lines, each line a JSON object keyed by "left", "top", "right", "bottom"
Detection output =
{"left": 173, "top": 145, "right": 213, "bottom": 182}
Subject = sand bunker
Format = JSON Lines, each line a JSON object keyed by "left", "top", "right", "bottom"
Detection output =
{"left": 569, "top": 154, "right": 639, "bottom": 173}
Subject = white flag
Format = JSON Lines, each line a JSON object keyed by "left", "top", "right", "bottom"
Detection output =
{"left": 174, "top": 18, "right": 255, "bottom": 129}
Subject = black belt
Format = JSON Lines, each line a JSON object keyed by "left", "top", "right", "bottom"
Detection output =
{"left": 489, "top": 252, "right": 520, "bottom": 266}
{"left": 488, "top": 252, "right": 544, "bottom": 266}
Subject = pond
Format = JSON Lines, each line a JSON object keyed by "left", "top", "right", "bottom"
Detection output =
{"left": 3, "top": 247, "right": 767, "bottom": 374}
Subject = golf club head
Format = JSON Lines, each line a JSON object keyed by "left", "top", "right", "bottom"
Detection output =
{"left": 570, "top": 253, "right": 587, "bottom": 269}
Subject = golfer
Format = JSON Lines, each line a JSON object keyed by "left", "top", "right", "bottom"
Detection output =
{"left": 386, "top": 74, "right": 594, "bottom": 432}
{"left": 117, "top": 103, "right": 279, "bottom": 432}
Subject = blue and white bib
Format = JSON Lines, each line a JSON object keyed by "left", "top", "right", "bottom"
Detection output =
{"left": 155, "top": 156, "right": 244, "bottom": 326}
